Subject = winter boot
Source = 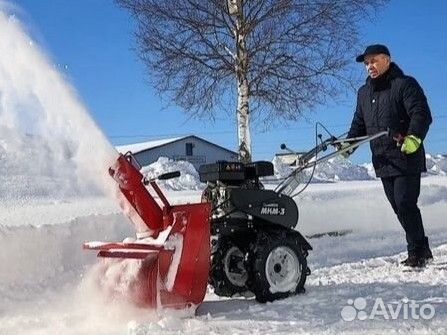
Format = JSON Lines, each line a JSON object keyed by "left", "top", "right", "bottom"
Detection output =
{"left": 400, "top": 248, "right": 432, "bottom": 267}
{"left": 400, "top": 254, "right": 426, "bottom": 267}
{"left": 422, "top": 248, "right": 433, "bottom": 262}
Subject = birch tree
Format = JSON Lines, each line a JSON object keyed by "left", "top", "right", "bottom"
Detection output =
{"left": 116, "top": 0, "right": 387, "bottom": 163}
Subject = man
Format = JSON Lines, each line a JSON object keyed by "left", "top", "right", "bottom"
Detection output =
{"left": 344, "top": 44, "right": 433, "bottom": 267}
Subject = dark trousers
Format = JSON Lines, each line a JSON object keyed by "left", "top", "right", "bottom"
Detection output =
{"left": 381, "top": 174, "right": 429, "bottom": 253}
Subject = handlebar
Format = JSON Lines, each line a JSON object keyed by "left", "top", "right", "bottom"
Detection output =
{"left": 275, "top": 130, "right": 389, "bottom": 196}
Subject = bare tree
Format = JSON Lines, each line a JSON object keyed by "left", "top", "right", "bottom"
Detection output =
{"left": 116, "top": 0, "right": 387, "bottom": 163}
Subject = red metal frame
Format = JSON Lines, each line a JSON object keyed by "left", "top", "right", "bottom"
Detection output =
{"left": 84, "top": 153, "right": 211, "bottom": 309}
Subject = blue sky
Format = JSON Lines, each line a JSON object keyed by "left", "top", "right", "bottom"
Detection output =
{"left": 13, "top": 0, "right": 447, "bottom": 163}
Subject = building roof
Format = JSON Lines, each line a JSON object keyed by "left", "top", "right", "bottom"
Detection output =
{"left": 115, "top": 135, "right": 238, "bottom": 156}
{"left": 116, "top": 137, "right": 183, "bottom": 154}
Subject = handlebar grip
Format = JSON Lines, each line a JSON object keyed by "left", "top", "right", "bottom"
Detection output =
{"left": 157, "top": 171, "right": 181, "bottom": 180}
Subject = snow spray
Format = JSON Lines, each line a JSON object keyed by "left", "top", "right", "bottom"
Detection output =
{"left": 0, "top": 5, "right": 118, "bottom": 199}
{"left": 0, "top": 5, "right": 165, "bottom": 319}
{"left": 0, "top": 4, "right": 157, "bottom": 238}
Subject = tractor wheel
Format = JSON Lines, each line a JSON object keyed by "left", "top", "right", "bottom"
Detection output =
{"left": 251, "top": 230, "right": 308, "bottom": 303}
{"left": 210, "top": 236, "right": 251, "bottom": 297}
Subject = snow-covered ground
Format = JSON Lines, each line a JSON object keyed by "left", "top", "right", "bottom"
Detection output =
{"left": 0, "top": 176, "right": 446, "bottom": 335}
{"left": 1, "top": 4, "right": 446, "bottom": 334}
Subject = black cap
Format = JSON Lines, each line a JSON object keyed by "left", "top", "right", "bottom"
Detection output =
{"left": 356, "top": 44, "right": 390, "bottom": 63}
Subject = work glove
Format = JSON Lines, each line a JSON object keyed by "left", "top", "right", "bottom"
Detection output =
{"left": 337, "top": 142, "right": 353, "bottom": 159}
{"left": 400, "top": 135, "right": 421, "bottom": 154}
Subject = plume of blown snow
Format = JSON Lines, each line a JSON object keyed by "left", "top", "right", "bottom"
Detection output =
{"left": 0, "top": 7, "right": 118, "bottom": 200}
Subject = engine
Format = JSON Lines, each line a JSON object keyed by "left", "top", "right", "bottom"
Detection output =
{"left": 199, "top": 160, "right": 274, "bottom": 218}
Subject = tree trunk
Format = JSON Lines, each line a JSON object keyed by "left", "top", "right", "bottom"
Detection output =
{"left": 237, "top": 72, "right": 251, "bottom": 163}
{"left": 235, "top": 2, "right": 251, "bottom": 163}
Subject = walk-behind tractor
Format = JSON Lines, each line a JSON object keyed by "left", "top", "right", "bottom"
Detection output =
{"left": 200, "top": 160, "right": 311, "bottom": 303}
{"left": 83, "top": 128, "right": 387, "bottom": 311}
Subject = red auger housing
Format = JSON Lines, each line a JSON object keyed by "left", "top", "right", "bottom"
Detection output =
{"left": 83, "top": 153, "right": 211, "bottom": 310}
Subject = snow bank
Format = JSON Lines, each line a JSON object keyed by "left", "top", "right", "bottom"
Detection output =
{"left": 308, "top": 156, "right": 372, "bottom": 181}
{"left": 271, "top": 154, "right": 447, "bottom": 185}
{"left": 272, "top": 155, "right": 372, "bottom": 183}
{"left": 141, "top": 157, "right": 204, "bottom": 191}
{"left": 361, "top": 162, "right": 376, "bottom": 179}
{"left": 132, "top": 153, "right": 447, "bottom": 193}
{"left": 426, "top": 154, "right": 447, "bottom": 176}
{"left": 139, "top": 154, "right": 378, "bottom": 192}
{"left": 361, "top": 155, "right": 447, "bottom": 179}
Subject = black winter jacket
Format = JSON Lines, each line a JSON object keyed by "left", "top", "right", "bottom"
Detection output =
{"left": 348, "top": 63, "right": 432, "bottom": 178}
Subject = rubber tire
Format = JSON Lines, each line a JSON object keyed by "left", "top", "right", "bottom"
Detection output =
{"left": 209, "top": 236, "right": 250, "bottom": 297}
{"left": 251, "top": 230, "right": 308, "bottom": 303}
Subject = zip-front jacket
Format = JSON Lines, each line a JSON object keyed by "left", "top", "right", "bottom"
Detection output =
{"left": 348, "top": 63, "right": 432, "bottom": 178}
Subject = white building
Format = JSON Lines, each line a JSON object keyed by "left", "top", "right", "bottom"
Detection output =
{"left": 116, "top": 135, "right": 238, "bottom": 169}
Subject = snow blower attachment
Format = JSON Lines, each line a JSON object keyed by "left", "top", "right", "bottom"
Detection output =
{"left": 83, "top": 129, "right": 388, "bottom": 310}
{"left": 83, "top": 153, "right": 211, "bottom": 310}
